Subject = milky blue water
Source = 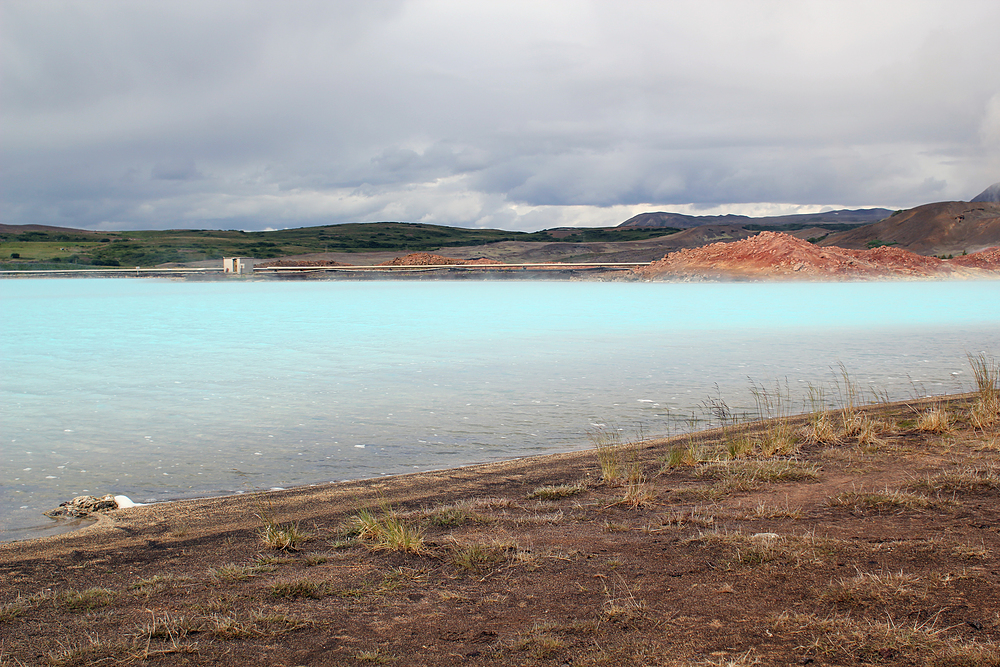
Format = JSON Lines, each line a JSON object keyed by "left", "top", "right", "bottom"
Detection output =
{"left": 2, "top": 278, "right": 999, "bottom": 541}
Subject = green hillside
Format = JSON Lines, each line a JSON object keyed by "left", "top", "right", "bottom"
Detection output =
{"left": 0, "top": 222, "right": 681, "bottom": 269}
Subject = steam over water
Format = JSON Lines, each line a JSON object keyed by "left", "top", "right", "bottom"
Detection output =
{"left": 3, "top": 278, "right": 999, "bottom": 541}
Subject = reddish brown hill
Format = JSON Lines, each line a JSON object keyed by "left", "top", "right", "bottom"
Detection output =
{"left": 635, "top": 231, "right": 999, "bottom": 280}
{"left": 821, "top": 201, "right": 1000, "bottom": 255}
{"left": 377, "top": 253, "right": 503, "bottom": 266}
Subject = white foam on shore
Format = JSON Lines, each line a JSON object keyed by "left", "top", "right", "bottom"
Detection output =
{"left": 114, "top": 495, "right": 144, "bottom": 508}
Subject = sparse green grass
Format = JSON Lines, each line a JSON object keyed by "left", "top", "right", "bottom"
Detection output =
{"left": 208, "top": 561, "right": 272, "bottom": 583}
{"left": 527, "top": 482, "right": 585, "bottom": 500}
{"left": 451, "top": 542, "right": 508, "bottom": 571}
{"left": 659, "top": 442, "right": 702, "bottom": 470}
{"left": 258, "top": 519, "right": 310, "bottom": 551}
{"left": 423, "top": 505, "right": 490, "bottom": 528}
{"left": 54, "top": 587, "right": 117, "bottom": 611}
{"left": 351, "top": 503, "right": 425, "bottom": 553}
{"left": 590, "top": 426, "right": 629, "bottom": 483}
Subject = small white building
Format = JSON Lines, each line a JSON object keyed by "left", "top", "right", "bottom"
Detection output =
{"left": 223, "top": 257, "right": 254, "bottom": 274}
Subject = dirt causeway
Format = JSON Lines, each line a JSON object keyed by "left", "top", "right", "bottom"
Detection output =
{"left": 2, "top": 395, "right": 999, "bottom": 666}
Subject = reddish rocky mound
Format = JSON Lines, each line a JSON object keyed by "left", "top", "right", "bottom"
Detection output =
{"left": 255, "top": 259, "right": 349, "bottom": 268}
{"left": 948, "top": 246, "right": 1000, "bottom": 270}
{"left": 635, "top": 231, "right": 1000, "bottom": 280}
{"left": 378, "top": 253, "right": 503, "bottom": 266}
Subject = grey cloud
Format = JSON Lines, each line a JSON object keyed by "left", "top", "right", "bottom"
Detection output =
{"left": 2, "top": 0, "right": 999, "bottom": 232}
{"left": 151, "top": 158, "right": 202, "bottom": 181}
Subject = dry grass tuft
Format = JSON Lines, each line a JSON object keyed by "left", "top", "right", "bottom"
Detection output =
{"left": 351, "top": 503, "right": 425, "bottom": 554}
{"left": 658, "top": 506, "right": 716, "bottom": 528}
{"left": 695, "top": 459, "right": 821, "bottom": 492}
{"left": 601, "top": 577, "right": 648, "bottom": 624}
{"left": 908, "top": 464, "right": 1000, "bottom": 494}
{"left": 917, "top": 406, "right": 953, "bottom": 433}
{"left": 772, "top": 611, "right": 1000, "bottom": 666}
{"left": 682, "top": 529, "right": 830, "bottom": 567}
{"left": 968, "top": 352, "right": 1000, "bottom": 429}
{"left": 54, "top": 587, "right": 117, "bottom": 611}
{"left": 828, "top": 488, "right": 932, "bottom": 513}
{"left": 527, "top": 483, "right": 585, "bottom": 500}
{"left": 821, "top": 569, "right": 928, "bottom": 607}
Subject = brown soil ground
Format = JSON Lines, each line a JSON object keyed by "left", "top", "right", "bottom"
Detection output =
{"left": 2, "top": 395, "right": 999, "bottom": 666}
{"left": 636, "top": 232, "right": 1000, "bottom": 280}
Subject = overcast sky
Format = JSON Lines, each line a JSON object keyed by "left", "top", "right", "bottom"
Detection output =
{"left": 3, "top": 1, "right": 999, "bottom": 232}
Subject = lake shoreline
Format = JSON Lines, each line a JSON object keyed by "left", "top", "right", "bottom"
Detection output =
{"left": 3, "top": 392, "right": 999, "bottom": 665}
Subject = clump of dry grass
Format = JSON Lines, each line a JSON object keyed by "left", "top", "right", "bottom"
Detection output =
{"left": 827, "top": 488, "right": 931, "bottom": 513}
{"left": 54, "top": 587, "right": 117, "bottom": 611}
{"left": 842, "top": 412, "right": 888, "bottom": 448}
{"left": 800, "top": 412, "right": 839, "bottom": 446}
{"left": 916, "top": 406, "right": 952, "bottom": 433}
{"left": 255, "top": 497, "right": 310, "bottom": 551}
{"left": 527, "top": 483, "right": 585, "bottom": 500}
{"left": 772, "top": 611, "right": 1000, "bottom": 665}
{"left": 270, "top": 578, "right": 330, "bottom": 599}
{"left": 449, "top": 539, "right": 514, "bottom": 572}
{"left": 821, "top": 569, "right": 928, "bottom": 607}
{"left": 657, "top": 506, "right": 716, "bottom": 528}
{"left": 0, "top": 591, "right": 52, "bottom": 622}
{"left": 351, "top": 503, "right": 425, "bottom": 554}
{"left": 682, "top": 529, "right": 830, "bottom": 567}
{"left": 258, "top": 520, "right": 310, "bottom": 551}
{"left": 511, "top": 622, "right": 567, "bottom": 660}
{"left": 208, "top": 561, "right": 273, "bottom": 583}
{"left": 908, "top": 464, "right": 1000, "bottom": 494}
{"left": 695, "top": 459, "right": 821, "bottom": 492}
{"left": 968, "top": 352, "right": 1000, "bottom": 429}
{"left": 601, "top": 577, "right": 648, "bottom": 624}
{"left": 590, "top": 426, "right": 630, "bottom": 484}
{"left": 659, "top": 441, "right": 703, "bottom": 471}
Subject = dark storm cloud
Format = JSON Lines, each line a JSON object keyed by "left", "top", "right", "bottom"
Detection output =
{"left": 2, "top": 0, "right": 999, "bottom": 231}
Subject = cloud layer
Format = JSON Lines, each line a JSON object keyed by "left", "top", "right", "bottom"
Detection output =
{"left": 3, "top": 0, "right": 999, "bottom": 231}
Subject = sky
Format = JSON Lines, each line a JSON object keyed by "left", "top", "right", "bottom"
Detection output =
{"left": 3, "top": 1, "right": 1000, "bottom": 232}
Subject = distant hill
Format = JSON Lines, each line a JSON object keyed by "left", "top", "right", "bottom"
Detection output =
{"left": 971, "top": 182, "right": 1000, "bottom": 203}
{"left": 820, "top": 201, "right": 1000, "bottom": 255}
{"left": 617, "top": 208, "right": 892, "bottom": 229}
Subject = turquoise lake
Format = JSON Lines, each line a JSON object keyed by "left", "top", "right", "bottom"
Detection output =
{"left": 2, "top": 278, "right": 999, "bottom": 541}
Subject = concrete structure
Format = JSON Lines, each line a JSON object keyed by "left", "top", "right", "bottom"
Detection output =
{"left": 223, "top": 257, "right": 253, "bottom": 274}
